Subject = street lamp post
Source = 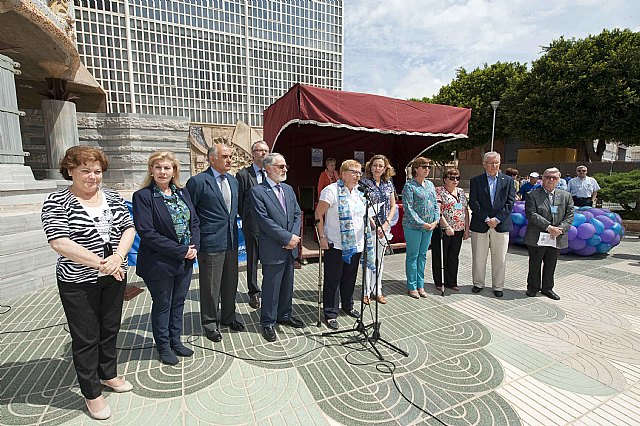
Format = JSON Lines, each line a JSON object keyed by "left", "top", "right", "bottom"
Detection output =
{"left": 490, "top": 100, "right": 500, "bottom": 152}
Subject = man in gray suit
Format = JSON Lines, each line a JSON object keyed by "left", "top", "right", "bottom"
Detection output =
{"left": 237, "top": 141, "right": 270, "bottom": 309}
{"left": 249, "top": 153, "right": 303, "bottom": 342}
{"left": 524, "top": 167, "right": 574, "bottom": 300}
{"left": 186, "top": 144, "right": 244, "bottom": 343}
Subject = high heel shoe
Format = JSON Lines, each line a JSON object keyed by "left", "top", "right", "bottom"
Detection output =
{"left": 86, "top": 398, "right": 111, "bottom": 420}
{"left": 100, "top": 378, "right": 134, "bottom": 393}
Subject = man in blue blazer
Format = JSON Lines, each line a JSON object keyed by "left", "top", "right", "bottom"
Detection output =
{"left": 186, "top": 144, "right": 244, "bottom": 343}
{"left": 248, "top": 153, "right": 303, "bottom": 342}
{"left": 469, "top": 151, "right": 515, "bottom": 297}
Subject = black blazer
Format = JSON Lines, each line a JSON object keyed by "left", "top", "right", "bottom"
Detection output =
{"left": 469, "top": 172, "right": 515, "bottom": 233}
{"left": 132, "top": 184, "right": 200, "bottom": 280}
{"left": 236, "top": 165, "right": 260, "bottom": 238}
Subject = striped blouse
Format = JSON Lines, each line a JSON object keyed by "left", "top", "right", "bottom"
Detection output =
{"left": 41, "top": 188, "right": 134, "bottom": 284}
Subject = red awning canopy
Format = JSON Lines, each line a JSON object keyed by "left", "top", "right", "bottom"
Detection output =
{"left": 263, "top": 83, "right": 471, "bottom": 192}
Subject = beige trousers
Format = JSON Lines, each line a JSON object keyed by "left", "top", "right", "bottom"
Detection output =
{"left": 471, "top": 228, "right": 509, "bottom": 291}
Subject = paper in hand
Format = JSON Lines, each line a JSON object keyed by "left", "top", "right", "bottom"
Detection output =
{"left": 537, "top": 232, "right": 557, "bottom": 248}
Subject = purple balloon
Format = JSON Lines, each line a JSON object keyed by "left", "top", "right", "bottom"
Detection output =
{"left": 595, "top": 215, "right": 615, "bottom": 229}
{"left": 576, "top": 245, "right": 597, "bottom": 256}
{"left": 614, "top": 213, "right": 623, "bottom": 224}
{"left": 513, "top": 203, "right": 525, "bottom": 214}
{"left": 577, "top": 223, "right": 596, "bottom": 240}
{"left": 611, "top": 234, "right": 621, "bottom": 246}
{"left": 569, "top": 237, "right": 587, "bottom": 251}
{"left": 582, "top": 211, "right": 594, "bottom": 221}
{"left": 599, "top": 229, "right": 616, "bottom": 243}
{"left": 589, "top": 208, "right": 604, "bottom": 217}
{"left": 567, "top": 226, "right": 578, "bottom": 241}
{"left": 519, "top": 225, "right": 527, "bottom": 238}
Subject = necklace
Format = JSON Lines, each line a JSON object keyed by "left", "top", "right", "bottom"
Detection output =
{"left": 70, "top": 186, "right": 102, "bottom": 206}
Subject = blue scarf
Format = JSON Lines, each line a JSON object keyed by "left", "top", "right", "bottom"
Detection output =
{"left": 337, "top": 180, "right": 376, "bottom": 272}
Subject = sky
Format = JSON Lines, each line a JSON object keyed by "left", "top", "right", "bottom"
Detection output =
{"left": 343, "top": 0, "right": 640, "bottom": 100}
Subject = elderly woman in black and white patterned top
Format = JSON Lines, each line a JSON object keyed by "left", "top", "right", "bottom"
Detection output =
{"left": 41, "top": 145, "right": 135, "bottom": 420}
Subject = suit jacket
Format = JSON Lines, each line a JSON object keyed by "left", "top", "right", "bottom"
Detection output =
{"left": 524, "top": 188, "right": 574, "bottom": 249}
{"left": 132, "top": 184, "right": 200, "bottom": 280}
{"left": 248, "top": 181, "right": 301, "bottom": 264}
{"left": 186, "top": 167, "right": 239, "bottom": 253}
{"left": 236, "top": 165, "right": 260, "bottom": 238}
{"left": 469, "top": 172, "right": 515, "bottom": 233}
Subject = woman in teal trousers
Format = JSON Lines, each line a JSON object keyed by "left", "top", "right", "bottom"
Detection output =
{"left": 402, "top": 157, "right": 440, "bottom": 298}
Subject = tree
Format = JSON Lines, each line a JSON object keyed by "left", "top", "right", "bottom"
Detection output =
{"left": 504, "top": 29, "right": 640, "bottom": 162}
{"left": 412, "top": 62, "right": 527, "bottom": 163}
{"left": 593, "top": 169, "right": 640, "bottom": 217}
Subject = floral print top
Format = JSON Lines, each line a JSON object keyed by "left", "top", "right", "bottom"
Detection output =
{"left": 154, "top": 183, "right": 192, "bottom": 245}
{"left": 436, "top": 186, "right": 468, "bottom": 232}
{"left": 401, "top": 179, "right": 439, "bottom": 230}
{"left": 361, "top": 177, "right": 395, "bottom": 226}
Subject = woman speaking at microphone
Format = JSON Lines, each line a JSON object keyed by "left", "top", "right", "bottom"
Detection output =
{"left": 360, "top": 154, "right": 397, "bottom": 305}
{"left": 314, "top": 160, "right": 375, "bottom": 330}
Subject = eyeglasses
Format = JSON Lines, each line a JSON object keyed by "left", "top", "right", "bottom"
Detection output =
{"left": 346, "top": 170, "right": 362, "bottom": 176}
{"left": 447, "top": 176, "right": 461, "bottom": 181}
{"left": 273, "top": 164, "right": 289, "bottom": 170}
{"left": 418, "top": 165, "right": 431, "bottom": 169}
{"left": 577, "top": 169, "right": 587, "bottom": 173}
{"left": 484, "top": 162, "right": 500, "bottom": 166}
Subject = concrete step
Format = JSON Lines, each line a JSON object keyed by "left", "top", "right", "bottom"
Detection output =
{"left": 0, "top": 264, "right": 56, "bottom": 301}
{"left": 0, "top": 211, "right": 43, "bottom": 236}
{"left": 0, "top": 228, "right": 48, "bottom": 255}
{"left": 0, "top": 246, "right": 58, "bottom": 280}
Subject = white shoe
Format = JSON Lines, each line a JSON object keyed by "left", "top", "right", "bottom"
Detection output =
{"left": 86, "top": 399, "right": 111, "bottom": 420}
{"left": 100, "top": 378, "right": 133, "bottom": 393}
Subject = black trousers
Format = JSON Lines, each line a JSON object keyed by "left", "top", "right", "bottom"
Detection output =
{"left": 323, "top": 248, "right": 360, "bottom": 320}
{"left": 572, "top": 196, "right": 592, "bottom": 207}
{"left": 526, "top": 245, "right": 560, "bottom": 292}
{"left": 245, "top": 233, "right": 261, "bottom": 296}
{"left": 431, "top": 228, "right": 464, "bottom": 287}
{"left": 57, "top": 275, "right": 126, "bottom": 399}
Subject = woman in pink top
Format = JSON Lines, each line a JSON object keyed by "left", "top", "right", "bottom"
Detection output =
{"left": 431, "top": 168, "right": 470, "bottom": 291}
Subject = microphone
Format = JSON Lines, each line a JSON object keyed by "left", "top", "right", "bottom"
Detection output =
{"left": 357, "top": 180, "right": 373, "bottom": 195}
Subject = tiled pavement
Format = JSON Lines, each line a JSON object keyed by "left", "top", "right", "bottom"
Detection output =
{"left": 1, "top": 235, "right": 639, "bottom": 425}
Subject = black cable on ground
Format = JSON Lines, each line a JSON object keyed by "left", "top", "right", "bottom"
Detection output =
{"left": 0, "top": 304, "right": 11, "bottom": 314}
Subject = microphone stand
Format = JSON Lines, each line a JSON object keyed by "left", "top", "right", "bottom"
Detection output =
{"left": 322, "top": 183, "right": 408, "bottom": 360}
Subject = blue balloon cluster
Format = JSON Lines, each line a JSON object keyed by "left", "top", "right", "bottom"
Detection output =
{"left": 509, "top": 201, "right": 624, "bottom": 256}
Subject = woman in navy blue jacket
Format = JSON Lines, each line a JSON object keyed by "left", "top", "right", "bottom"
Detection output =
{"left": 132, "top": 151, "right": 200, "bottom": 365}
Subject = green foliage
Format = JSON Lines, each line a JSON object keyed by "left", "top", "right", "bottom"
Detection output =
{"left": 504, "top": 29, "right": 640, "bottom": 149}
{"left": 593, "top": 169, "right": 640, "bottom": 212}
{"left": 411, "top": 62, "right": 527, "bottom": 162}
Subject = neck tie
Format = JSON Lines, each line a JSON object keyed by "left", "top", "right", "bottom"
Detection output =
{"left": 219, "top": 175, "right": 231, "bottom": 212}
{"left": 259, "top": 169, "right": 265, "bottom": 183}
{"left": 275, "top": 184, "right": 286, "bottom": 214}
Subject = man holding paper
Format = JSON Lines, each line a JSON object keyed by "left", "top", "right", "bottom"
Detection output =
{"left": 524, "top": 168, "right": 574, "bottom": 300}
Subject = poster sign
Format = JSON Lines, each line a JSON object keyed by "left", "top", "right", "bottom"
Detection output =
{"left": 312, "top": 148, "right": 323, "bottom": 167}
{"left": 354, "top": 151, "right": 365, "bottom": 165}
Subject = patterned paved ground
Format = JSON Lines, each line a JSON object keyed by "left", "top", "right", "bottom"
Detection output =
{"left": 1, "top": 235, "right": 639, "bottom": 425}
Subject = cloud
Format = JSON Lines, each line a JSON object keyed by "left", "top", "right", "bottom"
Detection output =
{"left": 344, "top": 0, "right": 640, "bottom": 99}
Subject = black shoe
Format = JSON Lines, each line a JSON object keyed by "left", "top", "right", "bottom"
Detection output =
{"left": 222, "top": 320, "right": 245, "bottom": 332}
{"left": 277, "top": 317, "right": 304, "bottom": 328}
{"left": 171, "top": 343, "right": 194, "bottom": 357}
{"left": 493, "top": 290, "right": 503, "bottom": 298}
{"left": 541, "top": 289, "right": 560, "bottom": 300}
{"left": 343, "top": 308, "right": 360, "bottom": 318}
{"left": 204, "top": 329, "right": 222, "bottom": 343}
{"left": 262, "top": 326, "right": 277, "bottom": 342}
{"left": 249, "top": 294, "right": 261, "bottom": 309}
{"left": 158, "top": 348, "right": 179, "bottom": 365}
{"left": 526, "top": 290, "right": 537, "bottom": 297}
{"left": 472, "top": 286, "right": 483, "bottom": 293}
{"left": 325, "top": 318, "right": 339, "bottom": 330}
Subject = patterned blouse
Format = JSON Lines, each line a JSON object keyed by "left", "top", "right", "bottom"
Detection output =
{"left": 361, "top": 177, "right": 395, "bottom": 226}
{"left": 401, "top": 179, "right": 440, "bottom": 231}
{"left": 41, "top": 188, "right": 134, "bottom": 284}
{"left": 154, "top": 184, "right": 192, "bottom": 245}
{"left": 436, "top": 186, "right": 468, "bottom": 232}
